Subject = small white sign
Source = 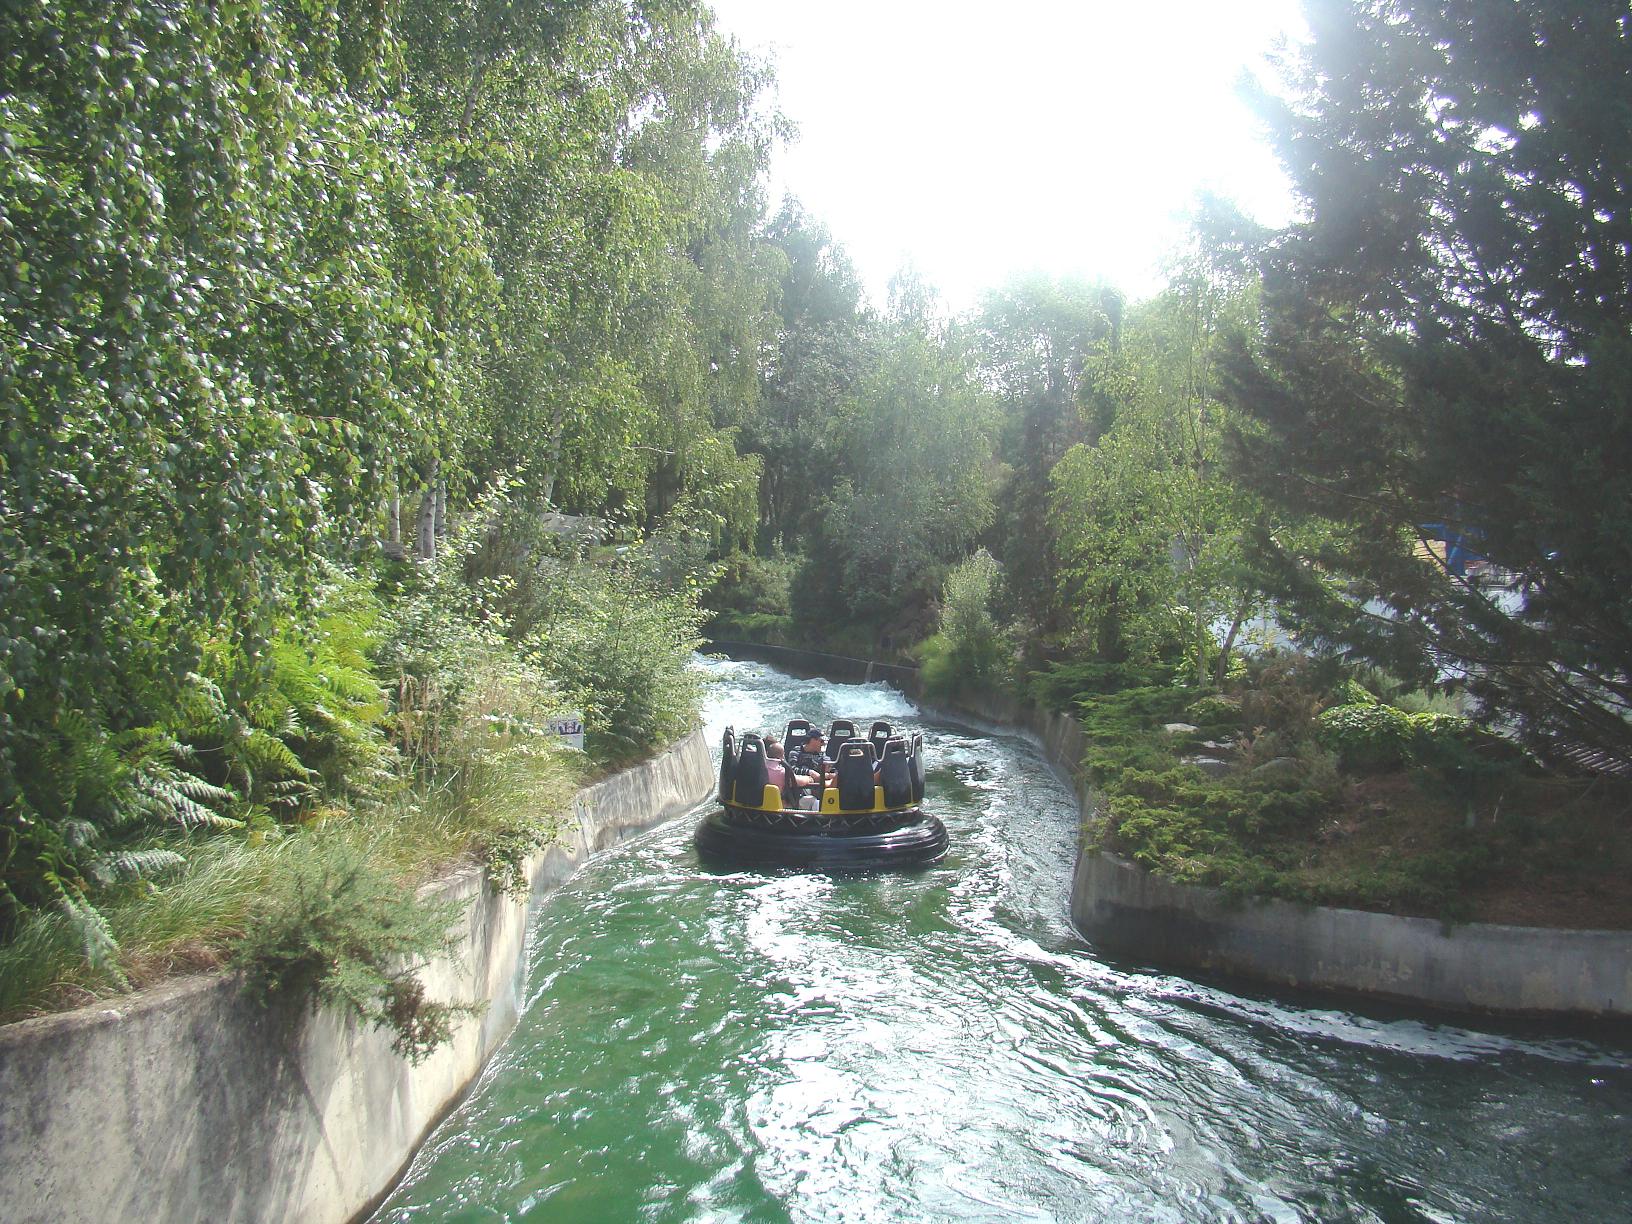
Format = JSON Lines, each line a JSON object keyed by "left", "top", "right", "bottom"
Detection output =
{"left": 548, "top": 711, "right": 586, "bottom": 751}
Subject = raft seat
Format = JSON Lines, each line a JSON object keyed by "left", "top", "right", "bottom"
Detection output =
{"left": 732, "top": 734, "right": 769, "bottom": 806}
{"left": 783, "top": 717, "right": 814, "bottom": 758}
{"left": 880, "top": 736, "right": 913, "bottom": 808}
{"left": 834, "top": 739, "right": 878, "bottom": 811}
{"left": 867, "top": 720, "right": 893, "bottom": 765}
{"left": 828, "top": 718, "right": 858, "bottom": 756}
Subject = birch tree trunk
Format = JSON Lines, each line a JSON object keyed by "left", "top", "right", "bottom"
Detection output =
{"left": 540, "top": 404, "right": 567, "bottom": 505}
{"left": 416, "top": 464, "right": 438, "bottom": 561}
{"left": 386, "top": 492, "right": 403, "bottom": 557}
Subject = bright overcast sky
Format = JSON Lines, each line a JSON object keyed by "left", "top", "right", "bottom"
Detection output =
{"left": 707, "top": 0, "right": 1306, "bottom": 313}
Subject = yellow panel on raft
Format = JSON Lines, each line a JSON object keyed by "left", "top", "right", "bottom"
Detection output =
{"left": 820, "top": 787, "right": 839, "bottom": 813}
{"left": 762, "top": 783, "right": 783, "bottom": 810}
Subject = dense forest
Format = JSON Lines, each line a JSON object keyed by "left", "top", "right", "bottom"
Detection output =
{"left": 3, "top": 0, "right": 1629, "bottom": 1034}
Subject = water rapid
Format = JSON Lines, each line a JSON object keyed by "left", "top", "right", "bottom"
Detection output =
{"left": 375, "top": 658, "right": 1632, "bottom": 1222}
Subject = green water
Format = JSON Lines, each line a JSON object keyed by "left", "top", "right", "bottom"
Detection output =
{"left": 375, "top": 659, "right": 1632, "bottom": 1222}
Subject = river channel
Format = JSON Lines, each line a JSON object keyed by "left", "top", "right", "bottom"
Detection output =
{"left": 375, "top": 657, "right": 1631, "bottom": 1222}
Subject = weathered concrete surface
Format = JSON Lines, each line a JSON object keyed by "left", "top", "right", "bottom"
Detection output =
{"left": 906, "top": 686, "right": 1090, "bottom": 815}
{"left": 0, "top": 728, "right": 713, "bottom": 1224}
{"left": 1071, "top": 851, "right": 1632, "bottom": 1017}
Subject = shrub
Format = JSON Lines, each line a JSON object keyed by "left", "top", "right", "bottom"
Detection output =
{"left": 234, "top": 838, "right": 481, "bottom": 1063}
{"left": 704, "top": 610, "right": 796, "bottom": 645}
{"left": 1026, "top": 658, "right": 1181, "bottom": 710}
{"left": 526, "top": 560, "right": 703, "bottom": 765}
{"left": 1238, "top": 652, "right": 1338, "bottom": 739}
{"left": 1184, "top": 693, "right": 1241, "bottom": 738}
{"left": 919, "top": 550, "right": 1011, "bottom": 699}
{"left": 1316, "top": 702, "right": 1415, "bottom": 772}
{"left": 704, "top": 551, "right": 798, "bottom": 618}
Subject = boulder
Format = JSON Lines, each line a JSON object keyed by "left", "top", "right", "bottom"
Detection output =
{"left": 1181, "top": 755, "right": 1231, "bottom": 778}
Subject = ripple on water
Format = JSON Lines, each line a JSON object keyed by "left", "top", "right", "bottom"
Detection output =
{"left": 375, "top": 658, "right": 1632, "bottom": 1224}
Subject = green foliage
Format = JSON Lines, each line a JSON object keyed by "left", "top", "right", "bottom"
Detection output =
{"left": 234, "top": 839, "right": 480, "bottom": 1063}
{"left": 745, "top": 202, "right": 876, "bottom": 552}
{"left": 1316, "top": 703, "right": 1416, "bottom": 773}
{"left": 434, "top": 497, "right": 705, "bottom": 764}
{"left": 1049, "top": 267, "right": 1269, "bottom": 685}
{"left": 1081, "top": 682, "right": 1343, "bottom": 890}
{"left": 976, "top": 275, "right": 1124, "bottom": 635}
{"left": 1212, "top": 0, "right": 1632, "bottom": 761}
{"left": 1074, "top": 651, "right": 1572, "bottom": 920}
{"left": 526, "top": 560, "right": 704, "bottom": 766}
{"left": 1184, "top": 694, "right": 1240, "bottom": 728}
{"left": 919, "top": 550, "right": 1010, "bottom": 699}
{"left": 705, "top": 551, "right": 797, "bottom": 619}
{"left": 0, "top": 0, "right": 763, "bottom": 1033}
{"left": 1316, "top": 699, "right": 1497, "bottom": 776}
{"left": 705, "top": 611, "right": 797, "bottom": 646}
{"left": 0, "top": 712, "right": 236, "bottom": 958}
{"left": 1026, "top": 658, "right": 1182, "bottom": 711}
{"left": 799, "top": 302, "right": 997, "bottom": 631}
{"left": 0, "top": 0, "right": 480, "bottom": 730}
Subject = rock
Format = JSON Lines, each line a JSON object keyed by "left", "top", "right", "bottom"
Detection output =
{"left": 1163, "top": 722, "right": 1199, "bottom": 737}
{"left": 1181, "top": 755, "right": 1231, "bottom": 778}
{"left": 1251, "top": 756, "right": 1303, "bottom": 784}
{"left": 1200, "top": 740, "right": 1235, "bottom": 753}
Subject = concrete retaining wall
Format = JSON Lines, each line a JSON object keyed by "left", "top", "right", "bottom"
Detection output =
{"left": 1072, "top": 851, "right": 1632, "bottom": 1016}
{"left": 0, "top": 729, "right": 714, "bottom": 1224}
{"left": 906, "top": 686, "right": 1089, "bottom": 812}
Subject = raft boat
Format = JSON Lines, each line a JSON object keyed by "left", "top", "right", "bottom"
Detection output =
{"left": 695, "top": 718, "right": 949, "bottom": 869}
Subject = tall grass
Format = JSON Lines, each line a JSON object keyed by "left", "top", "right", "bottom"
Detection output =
{"left": 0, "top": 658, "right": 588, "bottom": 1024}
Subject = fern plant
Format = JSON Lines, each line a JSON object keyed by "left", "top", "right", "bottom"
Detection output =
{"left": 0, "top": 710, "right": 240, "bottom": 976}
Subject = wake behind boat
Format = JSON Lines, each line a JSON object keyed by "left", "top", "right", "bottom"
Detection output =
{"left": 696, "top": 717, "right": 948, "bottom": 869}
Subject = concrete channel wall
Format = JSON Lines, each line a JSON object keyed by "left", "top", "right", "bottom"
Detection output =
{"left": 1071, "top": 852, "right": 1632, "bottom": 1016}
{"left": 0, "top": 729, "right": 715, "bottom": 1224}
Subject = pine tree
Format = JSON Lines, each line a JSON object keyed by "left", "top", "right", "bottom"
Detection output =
{"left": 1213, "top": 0, "right": 1632, "bottom": 761}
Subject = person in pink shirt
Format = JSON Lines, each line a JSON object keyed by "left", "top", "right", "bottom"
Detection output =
{"left": 763, "top": 739, "right": 789, "bottom": 802}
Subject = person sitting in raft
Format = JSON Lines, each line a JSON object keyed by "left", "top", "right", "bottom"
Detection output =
{"left": 789, "top": 728, "right": 832, "bottom": 808}
{"left": 763, "top": 740, "right": 789, "bottom": 799}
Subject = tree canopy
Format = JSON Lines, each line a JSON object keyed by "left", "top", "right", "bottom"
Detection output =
{"left": 1212, "top": 0, "right": 1632, "bottom": 760}
{"left": 0, "top": 0, "right": 780, "bottom": 945}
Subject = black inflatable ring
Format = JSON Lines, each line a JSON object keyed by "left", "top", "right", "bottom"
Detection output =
{"left": 694, "top": 808, "right": 949, "bottom": 871}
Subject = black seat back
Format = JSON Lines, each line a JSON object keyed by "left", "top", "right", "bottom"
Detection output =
{"left": 867, "top": 720, "right": 893, "bottom": 763}
{"left": 835, "top": 740, "right": 877, "bottom": 810}
{"left": 828, "top": 718, "right": 858, "bottom": 755}
{"left": 718, "top": 727, "right": 737, "bottom": 801}
{"left": 783, "top": 718, "right": 813, "bottom": 758}
{"left": 910, "top": 732, "right": 926, "bottom": 802}
{"left": 880, "top": 736, "right": 913, "bottom": 807}
{"left": 732, "top": 733, "right": 769, "bottom": 805}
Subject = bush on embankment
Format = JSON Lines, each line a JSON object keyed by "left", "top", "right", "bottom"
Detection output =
{"left": 1041, "top": 652, "right": 1632, "bottom": 927}
{"left": 918, "top": 550, "right": 1014, "bottom": 701}
{"left": 0, "top": 520, "right": 706, "bottom": 1042}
